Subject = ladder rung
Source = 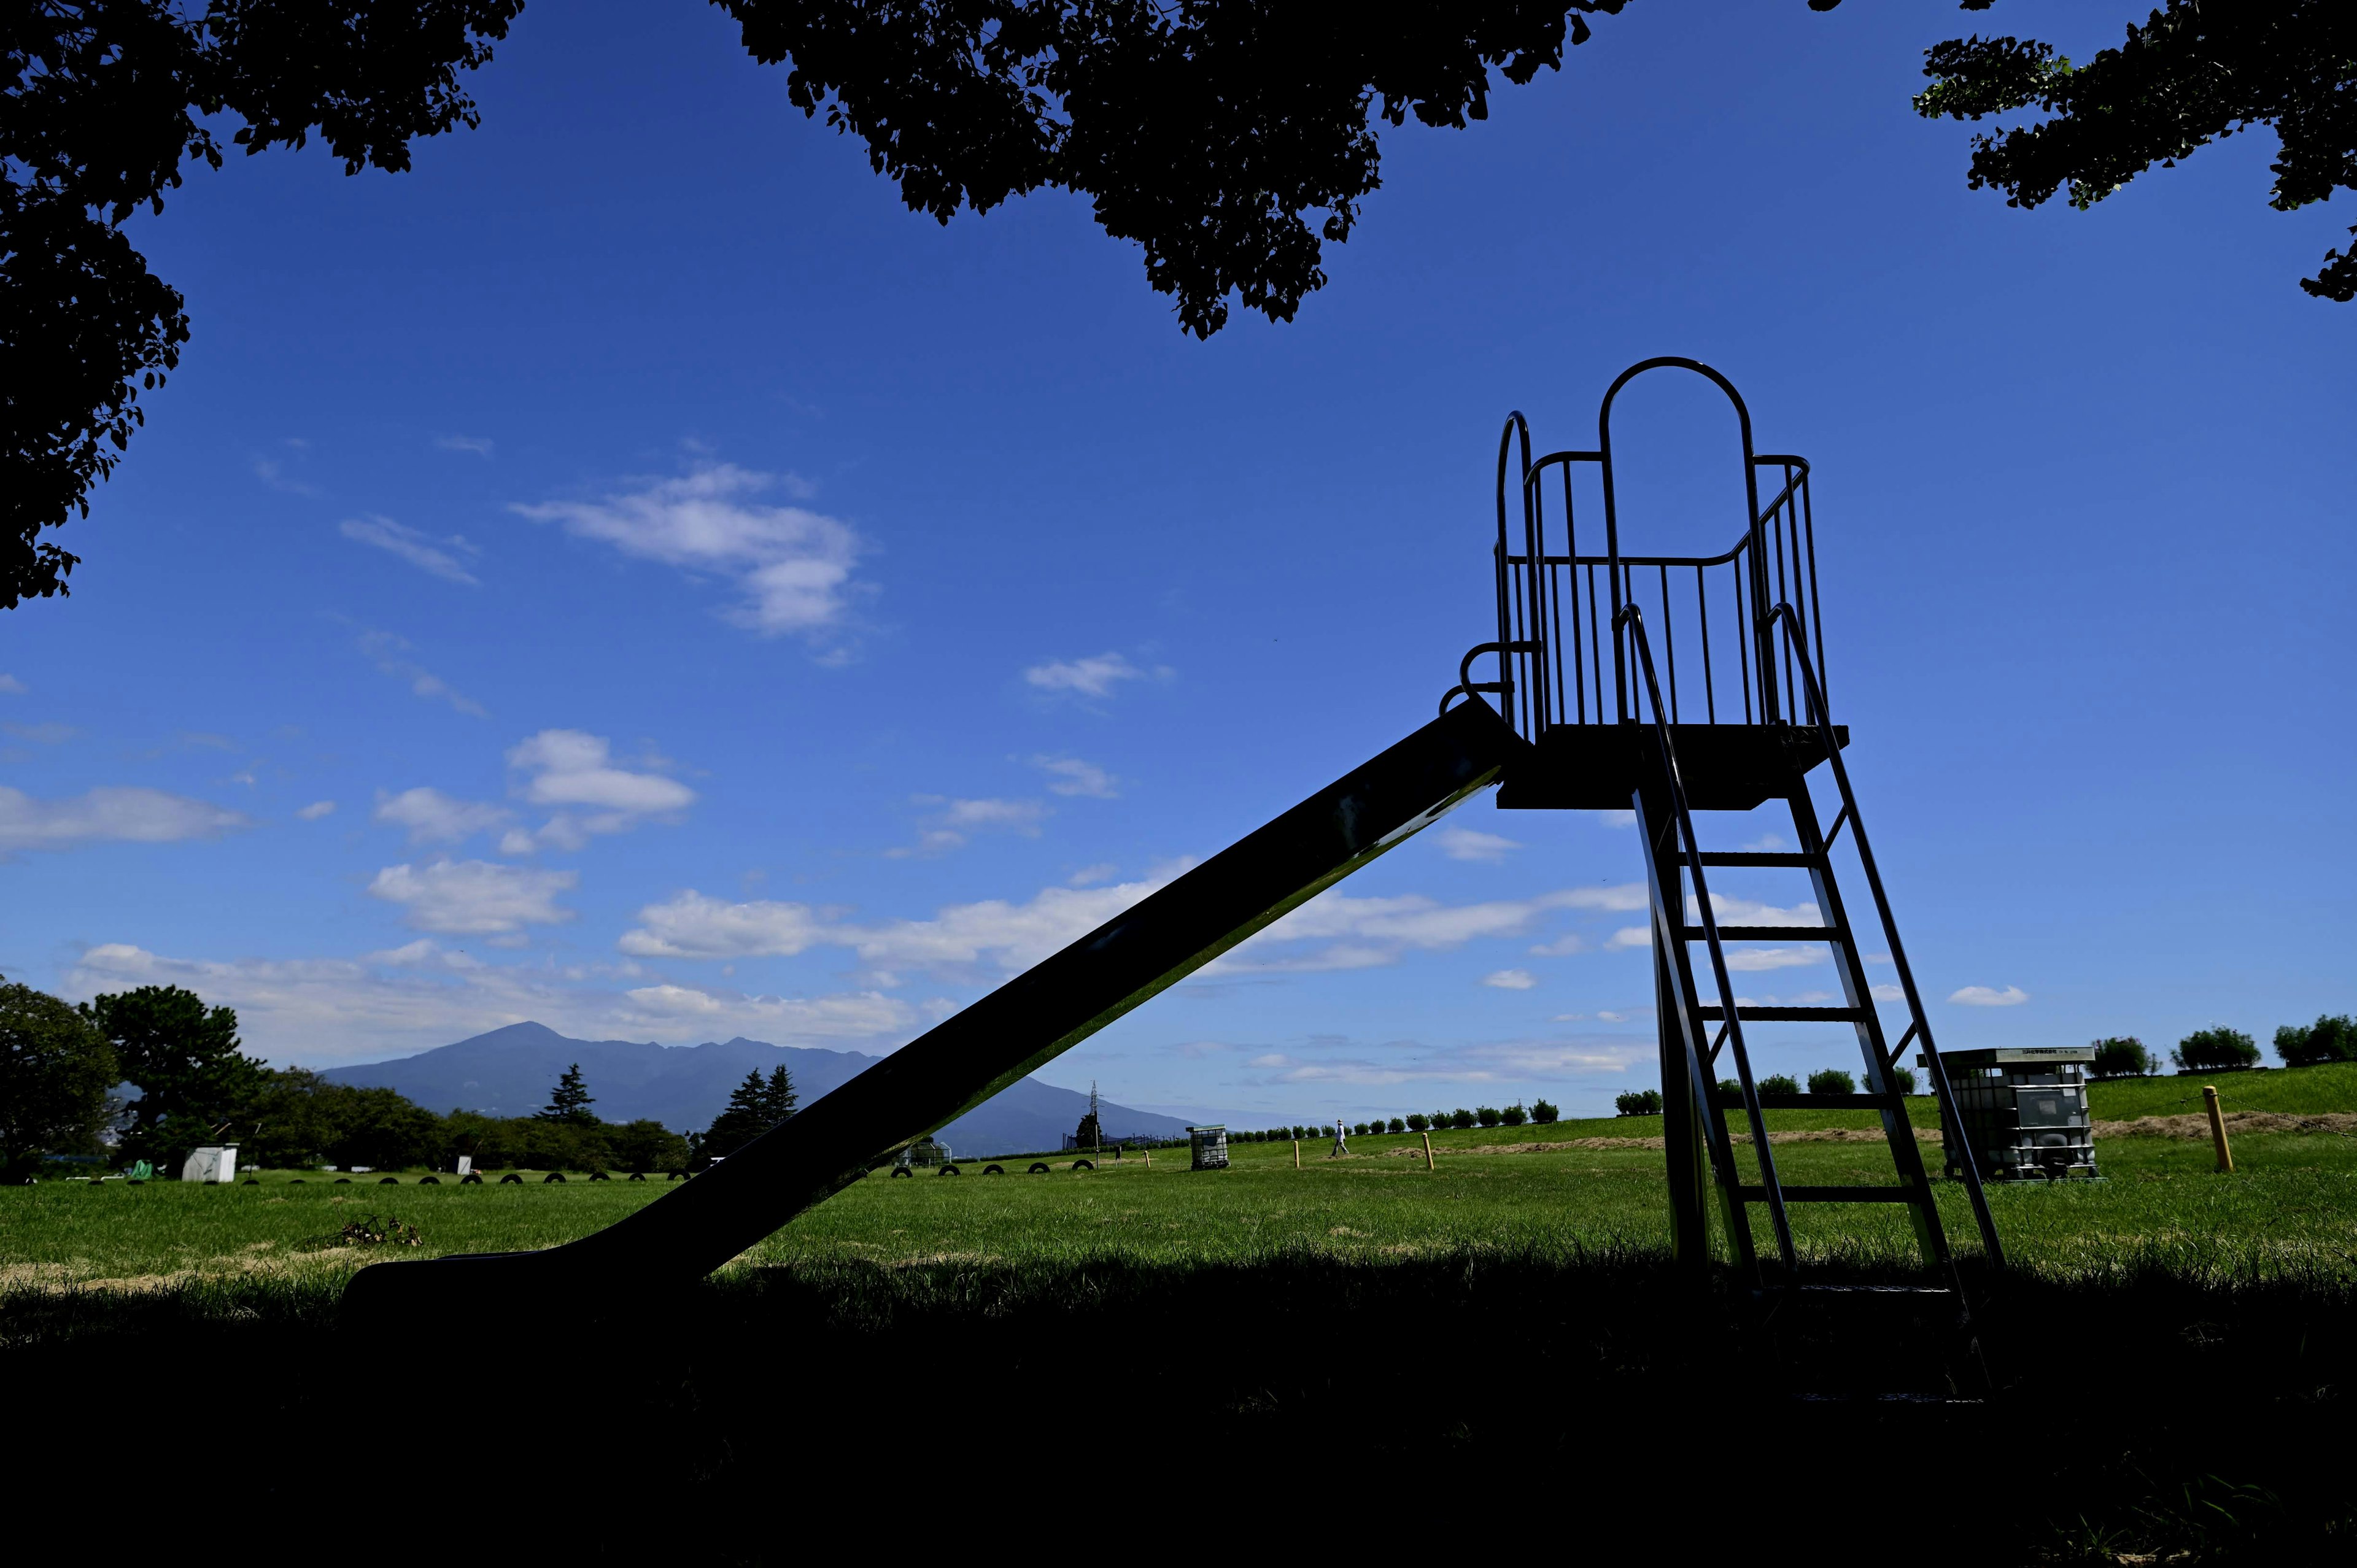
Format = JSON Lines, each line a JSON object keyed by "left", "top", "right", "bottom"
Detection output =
{"left": 1682, "top": 925, "right": 1843, "bottom": 941}
{"left": 1673, "top": 851, "right": 1822, "bottom": 867}
{"left": 1740, "top": 1185, "right": 1922, "bottom": 1205}
{"left": 1700, "top": 1005, "right": 1870, "bottom": 1022}
{"left": 1713, "top": 1092, "right": 1894, "bottom": 1110}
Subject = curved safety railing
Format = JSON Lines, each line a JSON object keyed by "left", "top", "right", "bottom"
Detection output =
{"left": 1461, "top": 358, "right": 1828, "bottom": 741}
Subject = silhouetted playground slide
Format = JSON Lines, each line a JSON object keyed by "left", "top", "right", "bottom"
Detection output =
{"left": 344, "top": 700, "right": 1522, "bottom": 1316}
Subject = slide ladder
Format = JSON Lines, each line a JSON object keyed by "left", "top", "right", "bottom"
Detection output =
{"left": 1624, "top": 599, "right": 2002, "bottom": 1376}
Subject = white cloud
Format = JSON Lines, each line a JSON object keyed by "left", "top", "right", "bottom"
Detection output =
{"left": 1949, "top": 984, "right": 2030, "bottom": 1008}
{"left": 1720, "top": 947, "right": 1828, "bottom": 972}
{"left": 367, "top": 860, "right": 578, "bottom": 933}
{"left": 1528, "top": 933, "right": 1589, "bottom": 957}
{"left": 436, "top": 434, "right": 495, "bottom": 458}
{"left": 0, "top": 786, "right": 249, "bottom": 854}
{"left": 355, "top": 628, "right": 487, "bottom": 718}
{"left": 297, "top": 800, "right": 336, "bottom": 821}
{"left": 374, "top": 787, "right": 511, "bottom": 845}
{"left": 619, "top": 983, "right": 913, "bottom": 1040}
{"left": 1032, "top": 756, "right": 1119, "bottom": 798}
{"left": 253, "top": 457, "right": 320, "bottom": 496}
{"left": 1484, "top": 969, "right": 1537, "bottom": 991}
{"left": 1438, "top": 827, "right": 1520, "bottom": 862}
{"left": 887, "top": 794, "right": 1050, "bottom": 856}
{"left": 1604, "top": 926, "right": 1652, "bottom": 950}
{"left": 514, "top": 462, "right": 862, "bottom": 638}
{"left": 1216, "top": 884, "right": 1649, "bottom": 975}
{"left": 4, "top": 722, "right": 79, "bottom": 744}
{"left": 846, "top": 876, "right": 1169, "bottom": 973}
{"left": 1024, "top": 652, "right": 1148, "bottom": 698}
{"left": 1067, "top": 863, "right": 1118, "bottom": 887}
{"left": 0, "top": 674, "right": 25, "bottom": 694}
{"left": 1595, "top": 809, "right": 1636, "bottom": 828}
{"left": 617, "top": 893, "right": 830, "bottom": 960}
{"left": 1870, "top": 983, "right": 1906, "bottom": 1002}
{"left": 339, "top": 516, "right": 482, "bottom": 585}
{"left": 500, "top": 729, "right": 695, "bottom": 849}
{"left": 62, "top": 940, "right": 913, "bottom": 1065}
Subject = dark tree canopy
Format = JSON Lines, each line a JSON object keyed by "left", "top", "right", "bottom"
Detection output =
{"left": 702, "top": 1063, "right": 798, "bottom": 1157}
{"left": 80, "top": 981, "right": 258, "bottom": 1167}
{"left": 2, "top": 0, "right": 522, "bottom": 609}
{"left": 536, "top": 1060, "right": 597, "bottom": 1124}
{"left": 1915, "top": 1, "right": 2357, "bottom": 301}
{"left": 718, "top": 1, "right": 1628, "bottom": 338}
{"left": 0, "top": 976, "right": 118, "bottom": 1176}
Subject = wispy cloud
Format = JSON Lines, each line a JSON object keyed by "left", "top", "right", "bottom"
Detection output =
{"left": 297, "top": 800, "right": 336, "bottom": 821}
{"left": 514, "top": 462, "right": 863, "bottom": 639}
{"left": 436, "top": 434, "right": 495, "bottom": 458}
{"left": 1438, "top": 827, "right": 1520, "bottom": 862}
{"left": 354, "top": 628, "right": 488, "bottom": 718}
{"left": 367, "top": 860, "right": 578, "bottom": 935}
{"left": 1949, "top": 984, "right": 2029, "bottom": 1007}
{"left": 1215, "top": 884, "right": 1649, "bottom": 975}
{"left": 1483, "top": 969, "right": 1537, "bottom": 991}
{"left": 619, "top": 873, "right": 1172, "bottom": 978}
{"left": 0, "top": 786, "right": 249, "bottom": 854}
{"left": 374, "top": 787, "right": 511, "bottom": 846}
{"left": 339, "top": 516, "right": 482, "bottom": 585}
{"left": 61, "top": 940, "right": 911, "bottom": 1064}
{"left": 253, "top": 456, "right": 320, "bottom": 496}
{"left": 1032, "top": 756, "right": 1119, "bottom": 798}
{"left": 3, "top": 722, "right": 79, "bottom": 745}
{"left": 500, "top": 730, "right": 695, "bottom": 851}
{"left": 1023, "top": 652, "right": 1166, "bottom": 698}
{"left": 0, "top": 674, "right": 25, "bottom": 694}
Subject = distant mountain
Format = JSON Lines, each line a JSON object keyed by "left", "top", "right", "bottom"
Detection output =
{"left": 319, "top": 1022, "right": 1194, "bottom": 1157}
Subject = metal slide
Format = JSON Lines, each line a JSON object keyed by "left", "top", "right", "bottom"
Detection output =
{"left": 343, "top": 700, "right": 1523, "bottom": 1318}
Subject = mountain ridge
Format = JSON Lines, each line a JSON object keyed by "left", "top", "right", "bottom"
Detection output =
{"left": 317, "top": 1022, "right": 1196, "bottom": 1157}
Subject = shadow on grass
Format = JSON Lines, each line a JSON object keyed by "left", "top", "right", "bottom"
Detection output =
{"left": 6, "top": 1244, "right": 2350, "bottom": 1559}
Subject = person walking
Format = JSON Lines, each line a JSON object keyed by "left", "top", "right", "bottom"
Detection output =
{"left": 1331, "top": 1117, "right": 1349, "bottom": 1158}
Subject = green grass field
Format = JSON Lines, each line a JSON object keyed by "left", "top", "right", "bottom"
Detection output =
{"left": 9, "top": 1067, "right": 2355, "bottom": 1297}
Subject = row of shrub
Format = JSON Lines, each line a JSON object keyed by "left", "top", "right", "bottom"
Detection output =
{"left": 2091, "top": 1016, "right": 2357, "bottom": 1076}
{"left": 1612, "top": 1065, "right": 1923, "bottom": 1116}
{"left": 1228, "top": 1103, "right": 1564, "bottom": 1142}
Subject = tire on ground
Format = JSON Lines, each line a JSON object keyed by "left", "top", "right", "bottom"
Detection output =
{"left": 1071, "top": 1159, "right": 1094, "bottom": 1171}
{"left": 983, "top": 1164, "right": 1004, "bottom": 1175}
{"left": 1028, "top": 1162, "right": 1051, "bottom": 1174}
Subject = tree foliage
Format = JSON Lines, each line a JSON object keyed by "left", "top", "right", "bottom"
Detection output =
{"left": 80, "top": 982, "right": 258, "bottom": 1168}
{"left": 2091, "top": 1035, "right": 2156, "bottom": 1079}
{"left": 1914, "top": 1, "right": 2357, "bottom": 300}
{"left": 2274, "top": 1013, "right": 2357, "bottom": 1068}
{"left": 536, "top": 1060, "right": 597, "bottom": 1125}
{"left": 719, "top": 1, "right": 1628, "bottom": 339}
{"left": 0, "top": 975, "right": 117, "bottom": 1176}
{"left": 701, "top": 1062, "right": 798, "bottom": 1157}
{"left": 2173, "top": 1026, "right": 2260, "bottom": 1073}
{"left": 2, "top": 0, "right": 522, "bottom": 606}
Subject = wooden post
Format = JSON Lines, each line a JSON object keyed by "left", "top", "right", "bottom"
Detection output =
{"left": 1292, "top": 1139, "right": 1301, "bottom": 1170}
{"left": 2204, "top": 1085, "right": 2234, "bottom": 1173}
{"left": 1421, "top": 1130, "right": 1434, "bottom": 1171}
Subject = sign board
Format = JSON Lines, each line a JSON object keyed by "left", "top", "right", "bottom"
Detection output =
{"left": 455, "top": 1155, "right": 473, "bottom": 1176}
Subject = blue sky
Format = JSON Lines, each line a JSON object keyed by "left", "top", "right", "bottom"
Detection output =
{"left": 1, "top": 1, "right": 2349, "bottom": 1123}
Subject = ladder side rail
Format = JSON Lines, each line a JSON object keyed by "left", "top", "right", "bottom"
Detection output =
{"left": 1763, "top": 600, "right": 2006, "bottom": 1269}
{"left": 1635, "top": 781, "right": 1761, "bottom": 1283}
{"left": 1782, "top": 781, "right": 1964, "bottom": 1284}
{"left": 1621, "top": 604, "right": 1797, "bottom": 1277}
{"left": 1495, "top": 414, "right": 1532, "bottom": 736}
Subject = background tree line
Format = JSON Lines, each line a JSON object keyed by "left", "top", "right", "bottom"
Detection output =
{"left": 0, "top": 975, "right": 707, "bottom": 1178}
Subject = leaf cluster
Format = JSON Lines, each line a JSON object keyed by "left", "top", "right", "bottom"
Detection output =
{"left": 2, "top": 1, "right": 521, "bottom": 606}
{"left": 1915, "top": 2, "right": 2357, "bottom": 299}
{"left": 0, "top": 975, "right": 118, "bottom": 1176}
{"left": 718, "top": 1, "right": 1628, "bottom": 337}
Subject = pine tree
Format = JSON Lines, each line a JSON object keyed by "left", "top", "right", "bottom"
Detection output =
{"left": 760, "top": 1064, "right": 799, "bottom": 1126}
{"left": 702, "top": 1070, "right": 773, "bottom": 1157}
{"left": 536, "top": 1062, "right": 597, "bottom": 1126}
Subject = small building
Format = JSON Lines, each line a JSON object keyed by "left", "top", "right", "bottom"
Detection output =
{"left": 1187, "top": 1125, "right": 1229, "bottom": 1171}
{"left": 1929, "top": 1047, "right": 2099, "bottom": 1182}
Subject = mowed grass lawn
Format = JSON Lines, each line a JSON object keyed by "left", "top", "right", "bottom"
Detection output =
{"left": 8, "top": 1060, "right": 2356, "bottom": 1294}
